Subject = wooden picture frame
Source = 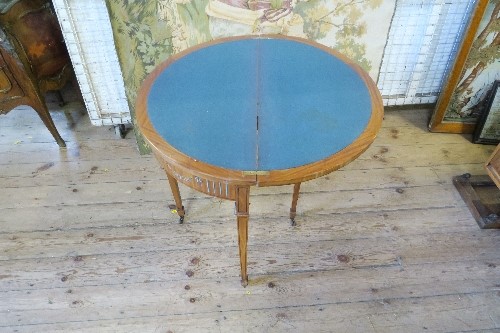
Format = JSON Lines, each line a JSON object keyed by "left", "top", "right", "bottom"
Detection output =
{"left": 473, "top": 80, "right": 500, "bottom": 144}
{"left": 429, "top": 0, "right": 493, "bottom": 133}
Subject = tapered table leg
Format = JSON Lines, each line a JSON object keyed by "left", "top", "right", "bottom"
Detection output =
{"left": 235, "top": 186, "right": 250, "bottom": 287}
{"left": 290, "top": 183, "right": 301, "bottom": 226}
{"left": 33, "top": 103, "right": 66, "bottom": 148}
{"left": 166, "top": 173, "right": 186, "bottom": 223}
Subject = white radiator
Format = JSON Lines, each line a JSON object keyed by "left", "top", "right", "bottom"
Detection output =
{"left": 52, "top": 0, "right": 131, "bottom": 135}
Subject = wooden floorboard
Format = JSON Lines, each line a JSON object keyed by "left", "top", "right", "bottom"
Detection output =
{"left": 0, "top": 101, "right": 499, "bottom": 332}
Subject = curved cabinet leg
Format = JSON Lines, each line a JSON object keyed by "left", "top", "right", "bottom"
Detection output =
{"left": 235, "top": 186, "right": 250, "bottom": 287}
{"left": 32, "top": 102, "right": 66, "bottom": 147}
{"left": 166, "top": 173, "right": 186, "bottom": 223}
{"left": 290, "top": 183, "right": 301, "bottom": 226}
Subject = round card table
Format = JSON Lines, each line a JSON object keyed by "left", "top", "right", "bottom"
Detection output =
{"left": 136, "top": 35, "right": 383, "bottom": 286}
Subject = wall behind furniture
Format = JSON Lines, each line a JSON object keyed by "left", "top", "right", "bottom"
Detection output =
{"left": 106, "top": 0, "right": 395, "bottom": 96}
{"left": 379, "top": 0, "right": 476, "bottom": 106}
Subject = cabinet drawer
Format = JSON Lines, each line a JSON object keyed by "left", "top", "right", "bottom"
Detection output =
{"left": 0, "top": 52, "right": 24, "bottom": 102}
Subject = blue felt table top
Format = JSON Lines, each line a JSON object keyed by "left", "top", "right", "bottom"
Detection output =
{"left": 148, "top": 38, "right": 372, "bottom": 171}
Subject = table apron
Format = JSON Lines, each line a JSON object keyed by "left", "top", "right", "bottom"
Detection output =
{"left": 156, "top": 157, "right": 255, "bottom": 201}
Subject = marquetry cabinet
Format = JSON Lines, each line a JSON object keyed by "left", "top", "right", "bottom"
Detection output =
{"left": 0, "top": 0, "right": 74, "bottom": 147}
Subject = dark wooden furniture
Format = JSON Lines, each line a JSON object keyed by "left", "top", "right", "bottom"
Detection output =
{"left": 453, "top": 173, "right": 499, "bottom": 229}
{"left": 136, "top": 35, "right": 384, "bottom": 286}
{"left": 0, "top": 0, "right": 74, "bottom": 147}
{"left": 452, "top": 145, "right": 500, "bottom": 229}
{"left": 486, "top": 144, "right": 500, "bottom": 188}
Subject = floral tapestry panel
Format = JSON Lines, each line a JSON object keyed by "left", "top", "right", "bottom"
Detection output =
{"left": 205, "top": 0, "right": 394, "bottom": 78}
{"left": 108, "top": 0, "right": 395, "bottom": 99}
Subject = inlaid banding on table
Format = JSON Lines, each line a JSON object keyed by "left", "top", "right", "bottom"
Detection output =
{"left": 192, "top": 175, "right": 230, "bottom": 198}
